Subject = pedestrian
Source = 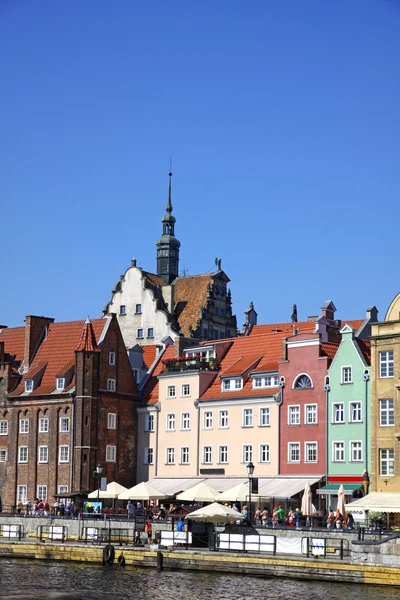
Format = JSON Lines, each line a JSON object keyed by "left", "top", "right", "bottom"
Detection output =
{"left": 295, "top": 507, "right": 301, "bottom": 529}
{"left": 327, "top": 509, "right": 335, "bottom": 529}
{"left": 127, "top": 501, "right": 135, "bottom": 520}
{"left": 145, "top": 520, "right": 152, "bottom": 543}
{"left": 177, "top": 518, "right": 184, "bottom": 532}
{"left": 345, "top": 512, "right": 354, "bottom": 530}
{"left": 16, "top": 501, "right": 23, "bottom": 515}
{"left": 288, "top": 507, "right": 295, "bottom": 527}
{"left": 272, "top": 508, "right": 278, "bottom": 527}
{"left": 44, "top": 501, "right": 50, "bottom": 516}
{"left": 254, "top": 507, "right": 261, "bottom": 523}
{"left": 334, "top": 508, "right": 343, "bottom": 529}
{"left": 277, "top": 505, "right": 285, "bottom": 526}
{"left": 261, "top": 507, "right": 269, "bottom": 527}
{"left": 25, "top": 499, "right": 31, "bottom": 516}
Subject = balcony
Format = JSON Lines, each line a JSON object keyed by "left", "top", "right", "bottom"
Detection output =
{"left": 163, "top": 356, "right": 219, "bottom": 373}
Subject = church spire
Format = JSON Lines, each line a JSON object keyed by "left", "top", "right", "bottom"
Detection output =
{"left": 156, "top": 168, "right": 181, "bottom": 285}
{"left": 166, "top": 169, "right": 173, "bottom": 214}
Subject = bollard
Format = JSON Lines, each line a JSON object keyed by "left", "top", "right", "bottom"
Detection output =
{"left": 157, "top": 551, "right": 163, "bottom": 572}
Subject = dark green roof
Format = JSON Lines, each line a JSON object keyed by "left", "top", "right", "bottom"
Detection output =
{"left": 317, "top": 483, "right": 363, "bottom": 495}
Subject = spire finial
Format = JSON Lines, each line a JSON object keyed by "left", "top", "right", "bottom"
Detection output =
{"left": 166, "top": 156, "right": 173, "bottom": 213}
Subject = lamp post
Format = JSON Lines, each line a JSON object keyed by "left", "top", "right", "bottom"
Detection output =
{"left": 93, "top": 463, "right": 103, "bottom": 514}
{"left": 247, "top": 461, "right": 255, "bottom": 524}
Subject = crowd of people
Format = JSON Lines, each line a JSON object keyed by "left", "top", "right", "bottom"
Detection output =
{"left": 16, "top": 499, "right": 75, "bottom": 517}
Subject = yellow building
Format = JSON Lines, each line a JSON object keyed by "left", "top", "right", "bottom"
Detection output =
{"left": 370, "top": 293, "right": 400, "bottom": 492}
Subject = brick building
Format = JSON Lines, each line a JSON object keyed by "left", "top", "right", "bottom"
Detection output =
{"left": 0, "top": 314, "right": 139, "bottom": 509}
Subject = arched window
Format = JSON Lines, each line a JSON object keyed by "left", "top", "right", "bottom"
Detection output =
{"left": 293, "top": 374, "right": 313, "bottom": 389}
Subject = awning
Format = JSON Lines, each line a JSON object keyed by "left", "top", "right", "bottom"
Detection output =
{"left": 317, "top": 483, "right": 363, "bottom": 495}
{"left": 345, "top": 492, "right": 400, "bottom": 514}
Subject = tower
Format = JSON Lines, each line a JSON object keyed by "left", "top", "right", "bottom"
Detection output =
{"left": 156, "top": 171, "right": 181, "bottom": 284}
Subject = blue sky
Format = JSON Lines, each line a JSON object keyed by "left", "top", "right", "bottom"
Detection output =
{"left": 1, "top": 0, "right": 399, "bottom": 328}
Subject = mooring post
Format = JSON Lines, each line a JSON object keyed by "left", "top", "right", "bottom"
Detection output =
{"left": 157, "top": 550, "right": 163, "bottom": 572}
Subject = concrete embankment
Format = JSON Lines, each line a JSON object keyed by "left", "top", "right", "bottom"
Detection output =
{"left": 1, "top": 540, "right": 400, "bottom": 587}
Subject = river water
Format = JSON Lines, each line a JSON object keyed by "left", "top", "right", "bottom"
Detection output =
{"left": 0, "top": 559, "right": 399, "bottom": 600}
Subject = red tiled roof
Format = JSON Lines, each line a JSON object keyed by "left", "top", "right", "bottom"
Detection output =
{"left": 174, "top": 274, "right": 213, "bottom": 337}
{"left": 142, "top": 345, "right": 175, "bottom": 405}
{"left": 142, "top": 271, "right": 164, "bottom": 288}
{"left": 355, "top": 339, "right": 371, "bottom": 365}
{"left": 10, "top": 319, "right": 105, "bottom": 397}
{"left": 321, "top": 342, "right": 339, "bottom": 360}
{"left": 341, "top": 319, "right": 364, "bottom": 332}
{"left": 142, "top": 345, "right": 158, "bottom": 369}
{"left": 0, "top": 326, "right": 25, "bottom": 362}
{"left": 249, "top": 321, "right": 317, "bottom": 336}
{"left": 222, "top": 354, "right": 262, "bottom": 377}
{"left": 76, "top": 319, "right": 99, "bottom": 352}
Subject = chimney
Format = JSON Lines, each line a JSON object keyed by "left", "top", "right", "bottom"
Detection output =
{"left": 0, "top": 341, "right": 4, "bottom": 364}
{"left": 23, "top": 316, "right": 54, "bottom": 370}
{"left": 320, "top": 301, "right": 337, "bottom": 322}
{"left": 131, "top": 258, "right": 137, "bottom": 267}
{"left": 282, "top": 337, "right": 288, "bottom": 361}
{"left": 242, "top": 301, "right": 258, "bottom": 335}
{"left": 163, "top": 284, "right": 175, "bottom": 312}
{"left": 366, "top": 306, "right": 378, "bottom": 323}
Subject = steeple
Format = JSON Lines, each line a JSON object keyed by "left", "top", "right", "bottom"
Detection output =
{"left": 156, "top": 170, "right": 181, "bottom": 284}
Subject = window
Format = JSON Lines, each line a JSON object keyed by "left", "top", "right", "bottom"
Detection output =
{"left": 288, "top": 442, "right": 300, "bottom": 463}
{"left": 107, "top": 378, "right": 116, "bottom": 392}
{"left": 144, "top": 447, "right": 153, "bottom": 465}
{"left": 380, "top": 351, "right": 394, "bottom": 378}
{"left": 147, "top": 328, "right": 154, "bottom": 338}
{"left": 305, "top": 442, "right": 317, "bottom": 463}
{"left": 333, "top": 442, "right": 345, "bottom": 462}
{"left": 333, "top": 403, "right": 344, "bottom": 423}
{"left": 181, "top": 384, "right": 191, "bottom": 397}
{"left": 341, "top": 366, "right": 352, "bottom": 384}
{"left": 167, "top": 385, "right": 176, "bottom": 398}
{"left": 305, "top": 405, "right": 317, "bottom": 425}
{"left": 288, "top": 406, "right": 300, "bottom": 425}
{"left": 17, "top": 485, "right": 27, "bottom": 504}
{"left": 350, "top": 402, "right": 362, "bottom": 423}
{"left": 0, "top": 450, "right": 7, "bottom": 462}
{"left": 181, "top": 413, "right": 190, "bottom": 430}
{"left": 58, "top": 485, "right": 68, "bottom": 494}
{"left": 219, "top": 446, "right": 228, "bottom": 464}
{"left": 24, "top": 380, "right": 33, "bottom": 393}
{"left": 203, "top": 446, "right": 212, "bottom": 464}
{"left": 350, "top": 441, "right": 362, "bottom": 462}
{"left": 60, "top": 417, "right": 70, "bottom": 433}
{"left": 221, "top": 379, "right": 242, "bottom": 391}
{"left": 0, "top": 421, "right": 8, "bottom": 435}
{"left": 106, "top": 445, "right": 116, "bottom": 462}
{"left": 38, "top": 446, "right": 48, "bottom": 463}
{"left": 166, "top": 447, "right": 175, "bottom": 464}
{"left": 181, "top": 447, "right": 189, "bottom": 464}
{"left": 259, "top": 407, "right": 270, "bottom": 427}
{"left": 109, "top": 351, "right": 116, "bottom": 365}
{"left": 39, "top": 418, "right": 49, "bottom": 433}
{"left": 166, "top": 414, "right": 176, "bottom": 431}
{"left": 18, "top": 446, "right": 28, "bottom": 463}
{"left": 243, "top": 445, "right": 253, "bottom": 463}
{"left": 37, "top": 485, "right": 47, "bottom": 502}
{"left": 219, "top": 410, "right": 229, "bottom": 429}
{"left": 252, "top": 375, "right": 279, "bottom": 389}
{"left": 59, "top": 446, "right": 69, "bottom": 463}
{"left": 380, "top": 399, "right": 394, "bottom": 426}
{"left": 259, "top": 444, "right": 270, "bottom": 463}
{"left": 137, "top": 329, "right": 144, "bottom": 339}
{"left": 235, "top": 379, "right": 242, "bottom": 389}
{"left": 380, "top": 449, "right": 394, "bottom": 476}
{"left": 19, "top": 419, "right": 29, "bottom": 434}
{"left": 56, "top": 377, "right": 65, "bottom": 390}
{"left": 294, "top": 374, "right": 312, "bottom": 389}
{"left": 204, "top": 411, "right": 213, "bottom": 429}
{"left": 243, "top": 408, "right": 253, "bottom": 428}
{"left": 120, "top": 305, "right": 126, "bottom": 315}
{"left": 223, "top": 380, "right": 230, "bottom": 391}
{"left": 132, "top": 369, "right": 139, "bottom": 383}
{"left": 145, "top": 414, "right": 154, "bottom": 432}
{"left": 108, "top": 413, "right": 117, "bottom": 430}
{"left": 135, "top": 304, "right": 142, "bottom": 314}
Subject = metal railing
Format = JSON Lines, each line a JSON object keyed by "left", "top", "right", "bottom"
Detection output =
{"left": 81, "top": 527, "right": 135, "bottom": 545}
{"left": 302, "top": 536, "right": 349, "bottom": 560}
{"left": 156, "top": 529, "right": 192, "bottom": 549}
{"left": 214, "top": 531, "right": 276, "bottom": 554}
{"left": 37, "top": 525, "right": 68, "bottom": 543}
{"left": 0, "top": 523, "right": 25, "bottom": 540}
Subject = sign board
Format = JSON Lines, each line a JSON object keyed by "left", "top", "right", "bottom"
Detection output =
{"left": 100, "top": 477, "right": 107, "bottom": 492}
{"left": 251, "top": 478, "right": 259, "bottom": 494}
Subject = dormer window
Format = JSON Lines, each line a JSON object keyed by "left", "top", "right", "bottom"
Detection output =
{"left": 221, "top": 378, "right": 243, "bottom": 391}
{"left": 252, "top": 375, "right": 279, "bottom": 389}
{"left": 25, "top": 380, "right": 33, "bottom": 393}
{"left": 56, "top": 378, "right": 65, "bottom": 391}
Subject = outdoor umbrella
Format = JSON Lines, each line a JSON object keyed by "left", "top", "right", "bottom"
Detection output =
{"left": 118, "top": 481, "right": 167, "bottom": 501}
{"left": 186, "top": 502, "right": 245, "bottom": 523}
{"left": 337, "top": 484, "right": 346, "bottom": 516}
{"left": 218, "top": 483, "right": 252, "bottom": 503}
{"left": 87, "top": 481, "right": 127, "bottom": 499}
{"left": 176, "top": 482, "right": 221, "bottom": 503}
{"left": 300, "top": 482, "right": 313, "bottom": 516}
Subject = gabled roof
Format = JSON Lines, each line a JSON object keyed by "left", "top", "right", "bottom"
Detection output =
{"left": 76, "top": 319, "right": 99, "bottom": 352}
{"left": 249, "top": 321, "right": 317, "bottom": 336}
{"left": 221, "top": 354, "right": 262, "bottom": 377}
{"left": 0, "top": 326, "right": 25, "bottom": 362}
{"left": 174, "top": 274, "right": 213, "bottom": 337}
{"left": 142, "top": 344, "right": 175, "bottom": 405}
{"left": 142, "top": 344, "right": 159, "bottom": 369}
{"left": 10, "top": 319, "right": 105, "bottom": 397}
{"left": 354, "top": 339, "right": 371, "bottom": 365}
{"left": 320, "top": 342, "right": 339, "bottom": 360}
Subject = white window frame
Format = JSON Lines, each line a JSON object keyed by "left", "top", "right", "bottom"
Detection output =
{"left": 58, "top": 485, "right": 68, "bottom": 494}
{"left": 18, "top": 446, "right": 28, "bottom": 463}
{"left": 259, "top": 407, "right": 270, "bottom": 427}
{"left": 305, "top": 441, "right": 318, "bottom": 463}
{"left": 24, "top": 379, "right": 33, "bottom": 393}
{"left": 107, "top": 413, "right": 117, "bottom": 430}
{"left": 349, "top": 402, "right": 362, "bottom": 423}
{"left": 305, "top": 404, "right": 318, "bottom": 425}
{"left": 203, "top": 411, "right": 213, "bottom": 430}
{"left": 259, "top": 443, "right": 270, "bottom": 463}
{"left": 202, "top": 446, "right": 212, "bottom": 464}
{"left": 145, "top": 414, "right": 154, "bottom": 432}
{"left": 0, "top": 421, "right": 8, "bottom": 435}
{"left": 288, "top": 442, "right": 300, "bottom": 463}
{"left": 380, "top": 448, "right": 394, "bottom": 476}
{"left": 56, "top": 377, "right": 65, "bottom": 390}
{"left": 333, "top": 441, "right": 345, "bottom": 462}
{"left": 38, "top": 445, "right": 48, "bottom": 464}
{"left": 180, "top": 412, "right": 190, "bottom": 431}
{"left": 37, "top": 485, "right": 47, "bottom": 502}
{"left": 252, "top": 375, "right": 279, "bottom": 389}
{"left": 288, "top": 405, "right": 300, "bottom": 426}
{"left": 243, "top": 408, "right": 253, "bottom": 428}
{"left": 0, "top": 449, "right": 7, "bottom": 462}
{"left": 380, "top": 351, "right": 394, "bottom": 378}
{"left": 221, "top": 378, "right": 243, "bottom": 391}
{"left": 219, "top": 445, "right": 228, "bottom": 464}
{"left": 107, "top": 378, "right": 116, "bottom": 392}
{"left": 380, "top": 399, "right": 394, "bottom": 427}
{"left": 106, "top": 444, "right": 116, "bottom": 462}
{"left": 341, "top": 366, "right": 352, "bottom": 384}
{"left": 166, "top": 413, "right": 176, "bottom": 432}
{"left": 166, "top": 447, "right": 175, "bottom": 465}
{"left": 19, "top": 419, "right": 29, "bottom": 434}
{"left": 180, "top": 446, "right": 190, "bottom": 465}
{"left": 181, "top": 384, "right": 191, "bottom": 397}
{"left": 219, "top": 409, "right": 229, "bottom": 429}
{"left": 59, "top": 417, "right": 70, "bottom": 433}
{"left": 108, "top": 351, "right": 116, "bottom": 365}
{"left": 59, "top": 445, "right": 69, "bottom": 463}
{"left": 167, "top": 385, "right": 176, "bottom": 399}
{"left": 332, "top": 403, "right": 345, "bottom": 424}
{"left": 17, "top": 485, "right": 27, "bottom": 504}
{"left": 350, "top": 440, "right": 363, "bottom": 462}
{"left": 144, "top": 447, "right": 154, "bottom": 465}
{"left": 39, "top": 418, "right": 49, "bottom": 433}
{"left": 243, "top": 444, "right": 253, "bottom": 463}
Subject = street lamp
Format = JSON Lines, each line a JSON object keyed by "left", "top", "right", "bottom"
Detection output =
{"left": 247, "top": 461, "right": 255, "bottom": 525}
{"left": 93, "top": 463, "right": 103, "bottom": 512}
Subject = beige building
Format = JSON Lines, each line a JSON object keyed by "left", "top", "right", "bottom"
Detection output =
{"left": 370, "top": 293, "right": 400, "bottom": 492}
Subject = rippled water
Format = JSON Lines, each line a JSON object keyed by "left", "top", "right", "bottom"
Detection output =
{"left": 0, "top": 559, "right": 399, "bottom": 600}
